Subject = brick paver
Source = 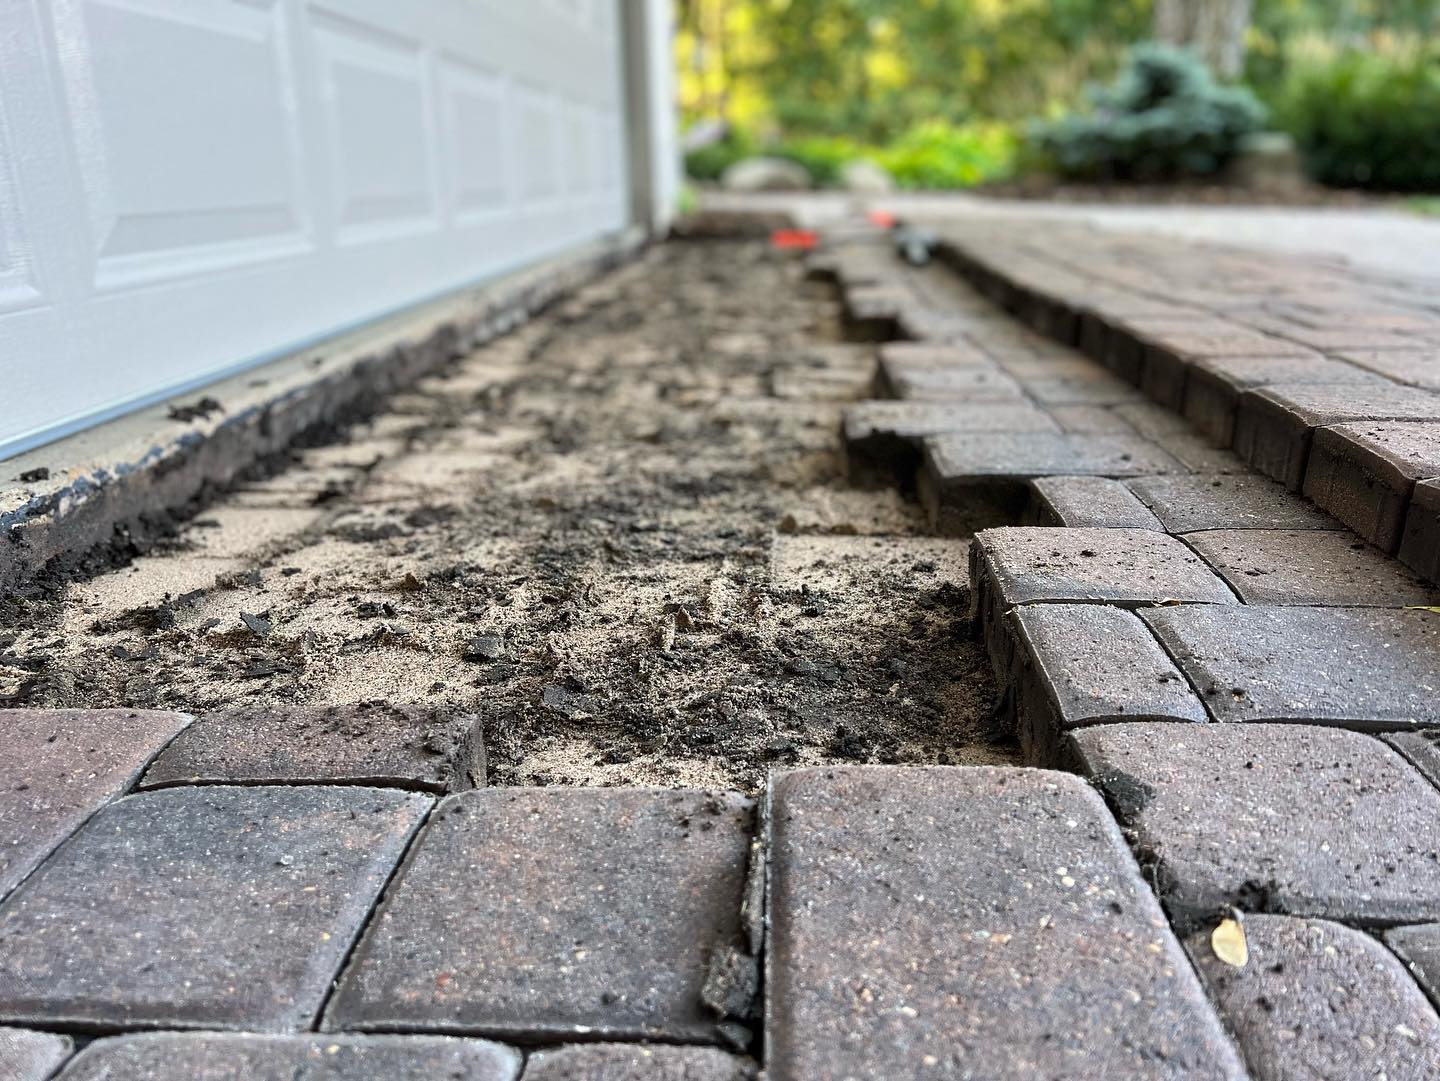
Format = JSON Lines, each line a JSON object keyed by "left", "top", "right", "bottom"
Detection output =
{"left": 1386, "top": 924, "right": 1440, "bottom": 1015}
{"left": 1402, "top": 478, "right": 1440, "bottom": 581}
{"left": 1, "top": 1026, "right": 71, "bottom": 1081}
{"left": 1142, "top": 604, "right": 1440, "bottom": 727}
{"left": 326, "top": 788, "right": 753, "bottom": 1043}
{"left": 1027, "top": 475, "right": 1164, "bottom": 530}
{"left": 843, "top": 400, "right": 1058, "bottom": 476}
{"left": 1184, "top": 528, "right": 1440, "bottom": 605}
{"left": 140, "top": 703, "right": 486, "bottom": 792}
{"left": 766, "top": 766, "right": 1246, "bottom": 1080}
{"left": 0, "top": 785, "right": 430, "bottom": 1031}
{"left": 1304, "top": 420, "right": 1440, "bottom": 551}
{"left": 1008, "top": 603, "right": 1206, "bottom": 764}
{"left": 53, "top": 1033, "right": 521, "bottom": 1080}
{"left": 0, "top": 708, "right": 192, "bottom": 901}
{"left": 885, "top": 363, "right": 1025, "bottom": 402}
{"left": 1068, "top": 723, "right": 1440, "bottom": 926}
{"left": 1126, "top": 473, "right": 1337, "bottom": 533}
{"left": 521, "top": 1044, "right": 757, "bottom": 1080}
{"left": 1186, "top": 916, "right": 1440, "bottom": 1079}
{"left": 1182, "top": 354, "right": 1381, "bottom": 446}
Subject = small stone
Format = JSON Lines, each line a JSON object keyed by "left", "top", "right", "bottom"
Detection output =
{"left": 461, "top": 634, "right": 505, "bottom": 662}
{"left": 1187, "top": 917, "right": 1440, "bottom": 1079}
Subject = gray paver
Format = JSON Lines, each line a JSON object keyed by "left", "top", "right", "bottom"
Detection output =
{"left": 1388, "top": 924, "right": 1440, "bottom": 1015}
{"left": 1127, "top": 474, "right": 1337, "bottom": 533}
{"left": 0, "top": 785, "right": 431, "bottom": 1031}
{"left": 1304, "top": 421, "right": 1440, "bottom": 552}
{"left": 1069, "top": 722, "right": 1440, "bottom": 926}
{"left": 1185, "top": 527, "right": 1440, "bottom": 605}
{"left": 521, "top": 1044, "right": 756, "bottom": 1081}
{"left": 1027, "top": 475, "right": 1164, "bottom": 530}
{"left": 1233, "top": 382, "right": 1440, "bottom": 490}
{"left": 1139, "top": 329, "right": 1315, "bottom": 410}
{"left": 1402, "top": 478, "right": 1440, "bottom": 583}
{"left": 54, "top": 1033, "right": 520, "bottom": 1080}
{"left": 0, "top": 708, "right": 193, "bottom": 901}
{"left": 1143, "top": 603, "right": 1440, "bottom": 727}
{"left": 766, "top": 766, "right": 1246, "bottom": 1081}
{"left": 1009, "top": 603, "right": 1207, "bottom": 764}
{"left": 1186, "top": 916, "right": 1440, "bottom": 1080}
{"left": 1385, "top": 731, "right": 1440, "bottom": 797}
{"left": 326, "top": 787, "right": 753, "bottom": 1042}
{"left": 842, "top": 400, "right": 1058, "bottom": 476}
{"left": 1336, "top": 347, "right": 1440, "bottom": 390}
{"left": 0, "top": 1026, "right": 72, "bottom": 1081}
{"left": 140, "top": 703, "right": 485, "bottom": 792}
{"left": 885, "top": 365, "right": 1025, "bottom": 402}
{"left": 1182, "top": 354, "right": 1380, "bottom": 445}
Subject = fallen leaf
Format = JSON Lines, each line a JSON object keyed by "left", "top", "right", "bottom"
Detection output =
{"left": 1211, "top": 916, "right": 1248, "bottom": 968}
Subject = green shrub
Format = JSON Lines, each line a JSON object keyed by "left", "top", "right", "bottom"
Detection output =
{"left": 772, "top": 135, "right": 864, "bottom": 186}
{"left": 874, "top": 121, "right": 1017, "bottom": 189}
{"left": 683, "top": 130, "right": 757, "bottom": 182}
{"left": 1278, "top": 49, "right": 1440, "bottom": 192}
{"left": 1030, "top": 43, "right": 1267, "bottom": 181}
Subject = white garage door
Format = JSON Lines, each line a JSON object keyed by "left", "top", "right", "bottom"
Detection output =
{"left": 0, "top": 0, "right": 635, "bottom": 458}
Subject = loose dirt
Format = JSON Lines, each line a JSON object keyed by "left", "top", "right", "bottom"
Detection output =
{"left": 2, "top": 239, "right": 1013, "bottom": 791}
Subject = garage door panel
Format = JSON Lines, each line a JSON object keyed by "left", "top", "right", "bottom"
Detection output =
{"left": 0, "top": 0, "right": 632, "bottom": 456}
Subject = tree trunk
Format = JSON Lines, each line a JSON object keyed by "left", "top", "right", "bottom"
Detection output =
{"left": 1153, "top": 0, "right": 1253, "bottom": 79}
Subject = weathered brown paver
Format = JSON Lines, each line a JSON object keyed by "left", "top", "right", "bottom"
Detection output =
{"left": 1126, "top": 474, "right": 1337, "bottom": 533}
{"left": 1304, "top": 420, "right": 1440, "bottom": 551}
{"left": 0, "top": 1026, "right": 72, "bottom": 1081}
{"left": 326, "top": 787, "right": 753, "bottom": 1043}
{"left": 521, "top": 1044, "right": 757, "bottom": 1081}
{"left": 53, "top": 1033, "right": 521, "bottom": 1080}
{"left": 140, "top": 703, "right": 486, "bottom": 792}
{"left": 1142, "top": 604, "right": 1440, "bottom": 727}
{"left": 0, "top": 708, "right": 192, "bottom": 901}
{"left": 1008, "top": 603, "right": 1207, "bottom": 764}
{"left": 1069, "top": 723, "right": 1440, "bottom": 927}
{"left": 766, "top": 766, "right": 1246, "bottom": 1080}
{"left": 1184, "top": 528, "right": 1440, "bottom": 605}
{"left": 1027, "top": 475, "right": 1164, "bottom": 530}
{"left": 1186, "top": 916, "right": 1440, "bottom": 1079}
{"left": 0, "top": 785, "right": 431, "bottom": 1031}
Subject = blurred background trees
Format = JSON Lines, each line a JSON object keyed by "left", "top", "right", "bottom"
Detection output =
{"left": 676, "top": 0, "right": 1440, "bottom": 195}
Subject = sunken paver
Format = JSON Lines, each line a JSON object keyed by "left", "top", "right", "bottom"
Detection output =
{"left": 1387, "top": 924, "right": 1440, "bottom": 1014}
{"left": 325, "top": 787, "right": 753, "bottom": 1043}
{"left": 842, "top": 400, "right": 1058, "bottom": 475}
{"left": 1304, "top": 420, "right": 1440, "bottom": 551}
{"left": 1142, "top": 604, "right": 1440, "bottom": 727}
{"left": 140, "top": 703, "right": 485, "bottom": 792}
{"left": 0, "top": 708, "right": 193, "bottom": 901}
{"left": 1027, "top": 476, "right": 1164, "bottom": 530}
{"left": 1008, "top": 604, "right": 1207, "bottom": 764}
{"left": 1185, "top": 916, "right": 1440, "bottom": 1080}
{"left": 1402, "top": 478, "right": 1440, "bottom": 583}
{"left": 1, "top": 1026, "right": 72, "bottom": 1081}
{"left": 885, "top": 365, "right": 1025, "bottom": 402}
{"left": 1126, "top": 474, "right": 1337, "bottom": 533}
{"left": 765, "top": 766, "right": 1246, "bottom": 1081}
{"left": 521, "top": 1044, "right": 756, "bottom": 1081}
{"left": 1068, "top": 723, "right": 1440, "bottom": 927}
{"left": 1232, "top": 382, "right": 1440, "bottom": 490}
{"left": 1184, "top": 528, "right": 1440, "bottom": 606}
{"left": 0, "top": 785, "right": 431, "bottom": 1032}
{"left": 54, "top": 1033, "right": 521, "bottom": 1080}
{"left": 1182, "top": 354, "right": 1380, "bottom": 446}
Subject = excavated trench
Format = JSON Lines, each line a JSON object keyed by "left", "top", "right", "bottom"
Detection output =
{"left": 2, "top": 237, "right": 1013, "bottom": 791}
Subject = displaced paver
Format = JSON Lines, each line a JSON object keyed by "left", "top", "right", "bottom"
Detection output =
{"left": 0, "top": 1026, "right": 72, "bottom": 1081}
{"left": 843, "top": 400, "right": 1058, "bottom": 477}
{"left": 1126, "top": 474, "right": 1337, "bottom": 533}
{"left": 1027, "top": 475, "right": 1164, "bottom": 530}
{"left": 0, "top": 708, "right": 192, "bottom": 901}
{"left": 885, "top": 365, "right": 1025, "bottom": 402}
{"left": 326, "top": 787, "right": 753, "bottom": 1043}
{"left": 1008, "top": 603, "right": 1207, "bottom": 764}
{"left": 140, "top": 703, "right": 485, "bottom": 792}
{"left": 1186, "top": 916, "right": 1440, "bottom": 1080}
{"left": 1304, "top": 420, "right": 1440, "bottom": 551}
{"left": 1142, "top": 603, "right": 1440, "bottom": 727}
{"left": 1068, "top": 723, "right": 1440, "bottom": 927}
{"left": 1184, "top": 528, "right": 1440, "bottom": 606}
{"left": 53, "top": 1033, "right": 521, "bottom": 1080}
{"left": 1402, "top": 478, "right": 1440, "bottom": 582}
{"left": 1232, "top": 383, "right": 1440, "bottom": 490}
{"left": 522, "top": 1044, "right": 757, "bottom": 1081}
{"left": 1181, "top": 354, "right": 1380, "bottom": 446}
{"left": 0, "top": 785, "right": 431, "bottom": 1031}
{"left": 766, "top": 766, "right": 1246, "bottom": 1080}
